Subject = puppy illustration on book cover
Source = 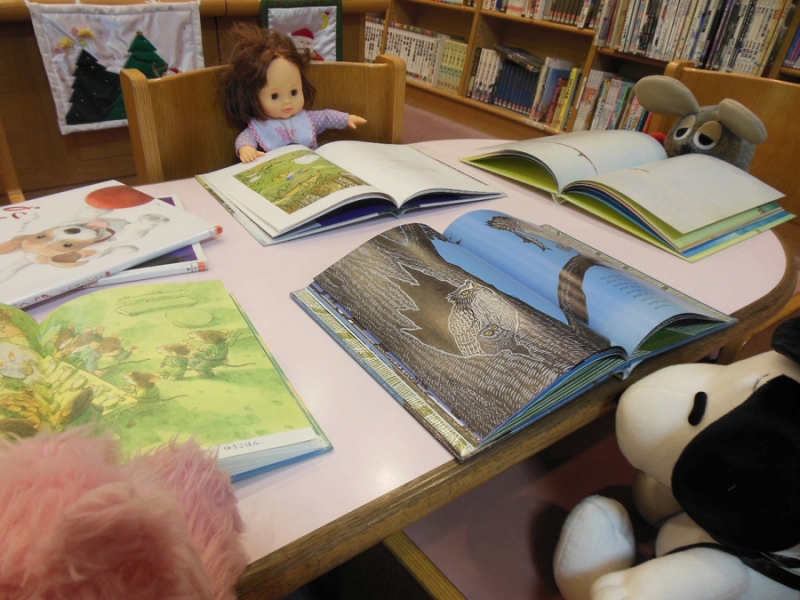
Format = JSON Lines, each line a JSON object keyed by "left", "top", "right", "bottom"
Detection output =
{"left": 0, "top": 185, "right": 168, "bottom": 283}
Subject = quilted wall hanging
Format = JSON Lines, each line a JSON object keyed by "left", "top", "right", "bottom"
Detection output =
{"left": 261, "top": 0, "right": 342, "bottom": 61}
{"left": 27, "top": 0, "right": 204, "bottom": 135}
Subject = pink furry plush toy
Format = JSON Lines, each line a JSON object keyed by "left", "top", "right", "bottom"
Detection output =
{"left": 0, "top": 427, "right": 249, "bottom": 600}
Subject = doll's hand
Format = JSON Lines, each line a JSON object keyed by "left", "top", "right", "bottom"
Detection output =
{"left": 348, "top": 115, "right": 367, "bottom": 129}
{"left": 239, "top": 146, "right": 264, "bottom": 163}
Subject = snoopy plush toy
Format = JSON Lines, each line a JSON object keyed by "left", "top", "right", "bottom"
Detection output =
{"left": 633, "top": 75, "right": 768, "bottom": 171}
{"left": 553, "top": 318, "right": 800, "bottom": 600}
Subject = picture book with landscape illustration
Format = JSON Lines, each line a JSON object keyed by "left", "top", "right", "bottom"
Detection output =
{"left": 462, "top": 130, "right": 792, "bottom": 261}
{"left": 198, "top": 140, "right": 504, "bottom": 245}
{"left": 0, "top": 182, "right": 222, "bottom": 308}
{"left": 292, "top": 209, "right": 734, "bottom": 460}
{"left": 0, "top": 280, "right": 330, "bottom": 480}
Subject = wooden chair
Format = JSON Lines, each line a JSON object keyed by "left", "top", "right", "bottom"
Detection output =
{"left": 121, "top": 54, "right": 406, "bottom": 185}
{"left": 653, "top": 61, "right": 800, "bottom": 362}
{"left": 0, "top": 114, "right": 24, "bottom": 204}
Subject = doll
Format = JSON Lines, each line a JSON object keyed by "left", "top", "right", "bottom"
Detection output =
{"left": 220, "top": 25, "right": 366, "bottom": 162}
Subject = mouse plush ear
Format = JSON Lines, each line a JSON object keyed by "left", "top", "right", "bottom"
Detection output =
{"left": 772, "top": 317, "right": 800, "bottom": 365}
{"left": 634, "top": 76, "right": 701, "bottom": 116}
{"left": 718, "top": 99, "right": 768, "bottom": 145}
{"left": 671, "top": 375, "right": 800, "bottom": 552}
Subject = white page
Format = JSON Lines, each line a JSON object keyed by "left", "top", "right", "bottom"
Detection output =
{"left": 581, "top": 153, "right": 785, "bottom": 233}
{"left": 316, "top": 141, "right": 501, "bottom": 203}
{"left": 199, "top": 145, "right": 389, "bottom": 234}
{"left": 468, "top": 130, "right": 668, "bottom": 190}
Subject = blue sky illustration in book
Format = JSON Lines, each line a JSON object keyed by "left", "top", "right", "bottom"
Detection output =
{"left": 440, "top": 210, "right": 711, "bottom": 355}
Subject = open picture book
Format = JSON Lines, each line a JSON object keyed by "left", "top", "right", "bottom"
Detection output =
{"left": 461, "top": 130, "right": 792, "bottom": 261}
{"left": 197, "top": 141, "right": 504, "bottom": 245}
{"left": 0, "top": 280, "right": 331, "bottom": 481}
{"left": 0, "top": 182, "right": 222, "bottom": 308}
{"left": 292, "top": 210, "right": 734, "bottom": 460}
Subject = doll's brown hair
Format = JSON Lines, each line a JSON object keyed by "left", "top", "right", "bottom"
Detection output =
{"left": 220, "top": 24, "right": 317, "bottom": 125}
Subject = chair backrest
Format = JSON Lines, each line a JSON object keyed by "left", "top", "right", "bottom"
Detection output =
{"left": 0, "top": 115, "right": 23, "bottom": 204}
{"left": 651, "top": 60, "right": 800, "bottom": 248}
{"left": 121, "top": 55, "right": 406, "bottom": 184}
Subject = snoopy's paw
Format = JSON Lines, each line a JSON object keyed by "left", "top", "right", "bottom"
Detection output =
{"left": 591, "top": 571, "right": 632, "bottom": 600}
{"left": 554, "top": 496, "right": 635, "bottom": 600}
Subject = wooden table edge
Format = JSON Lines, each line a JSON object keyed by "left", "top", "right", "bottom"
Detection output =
{"left": 235, "top": 241, "right": 798, "bottom": 600}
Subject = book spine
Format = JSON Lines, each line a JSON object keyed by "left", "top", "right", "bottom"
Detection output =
{"left": 753, "top": 0, "right": 790, "bottom": 74}
{"left": 742, "top": 0, "right": 779, "bottom": 72}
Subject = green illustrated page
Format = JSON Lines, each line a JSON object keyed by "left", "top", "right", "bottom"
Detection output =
{"left": 0, "top": 281, "right": 318, "bottom": 458}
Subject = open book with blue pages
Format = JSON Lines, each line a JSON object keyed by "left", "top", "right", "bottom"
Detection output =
{"left": 461, "top": 130, "right": 793, "bottom": 262}
{"left": 292, "top": 210, "right": 734, "bottom": 460}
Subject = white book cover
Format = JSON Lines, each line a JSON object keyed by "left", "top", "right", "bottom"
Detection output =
{"left": 0, "top": 181, "right": 222, "bottom": 308}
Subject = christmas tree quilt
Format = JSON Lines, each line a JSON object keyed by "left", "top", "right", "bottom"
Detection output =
{"left": 27, "top": 0, "right": 204, "bottom": 135}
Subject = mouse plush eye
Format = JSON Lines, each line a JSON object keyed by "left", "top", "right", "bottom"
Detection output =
{"left": 693, "top": 121, "right": 723, "bottom": 151}
{"left": 672, "top": 115, "right": 696, "bottom": 141}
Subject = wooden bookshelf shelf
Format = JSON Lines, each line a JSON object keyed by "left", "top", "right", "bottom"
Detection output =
{"left": 376, "top": 0, "right": 800, "bottom": 139}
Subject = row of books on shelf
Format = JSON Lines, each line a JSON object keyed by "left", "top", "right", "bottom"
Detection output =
{"left": 382, "top": 21, "right": 469, "bottom": 93}
{"left": 364, "top": 15, "right": 384, "bottom": 63}
{"left": 465, "top": 48, "right": 649, "bottom": 133}
{"left": 572, "top": 69, "right": 650, "bottom": 132}
{"left": 467, "top": 48, "right": 584, "bottom": 130}
{"left": 595, "top": 0, "right": 794, "bottom": 76}
{"left": 482, "top": 0, "right": 603, "bottom": 27}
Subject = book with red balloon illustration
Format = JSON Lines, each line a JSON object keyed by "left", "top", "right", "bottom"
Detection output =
{"left": 0, "top": 181, "right": 222, "bottom": 309}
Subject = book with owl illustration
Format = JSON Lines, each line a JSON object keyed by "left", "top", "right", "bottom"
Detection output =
{"left": 291, "top": 209, "right": 734, "bottom": 460}
{"left": 197, "top": 140, "right": 504, "bottom": 245}
{"left": 0, "top": 280, "right": 331, "bottom": 480}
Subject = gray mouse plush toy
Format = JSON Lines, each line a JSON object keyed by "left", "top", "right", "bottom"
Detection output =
{"left": 633, "top": 75, "right": 768, "bottom": 171}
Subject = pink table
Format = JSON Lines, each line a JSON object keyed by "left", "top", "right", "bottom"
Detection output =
{"left": 26, "top": 140, "right": 794, "bottom": 599}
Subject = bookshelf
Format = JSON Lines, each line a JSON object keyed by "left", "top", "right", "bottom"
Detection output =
{"left": 373, "top": 0, "right": 800, "bottom": 139}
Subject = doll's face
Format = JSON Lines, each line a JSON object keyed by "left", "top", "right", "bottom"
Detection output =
{"left": 258, "top": 57, "right": 304, "bottom": 120}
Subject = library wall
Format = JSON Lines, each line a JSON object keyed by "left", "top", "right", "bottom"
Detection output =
{"left": 0, "top": 0, "right": 387, "bottom": 199}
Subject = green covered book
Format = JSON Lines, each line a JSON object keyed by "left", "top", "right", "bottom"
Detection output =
{"left": 462, "top": 130, "right": 792, "bottom": 261}
{"left": 0, "top": 280, "right": 330, "bottom": 480}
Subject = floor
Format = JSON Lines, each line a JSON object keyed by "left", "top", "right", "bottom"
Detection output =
{"left": 401, "top": 104, "right": 497, "bottom": 145}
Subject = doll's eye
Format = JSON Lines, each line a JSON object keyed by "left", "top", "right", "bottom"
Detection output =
{"left": 672, "top": 115, "right": 696, "bottom": 141}
{"left": 688, "top": 391, "right": 707, "bottom": 426}
{"left": 291, "top": 89, "right": 299, "bottom": 97}
{"left": 271, "top": 93, "right": 279, "bottom": 100}
{"left": 693, "top": 121, "right": 723, "bottom": 151}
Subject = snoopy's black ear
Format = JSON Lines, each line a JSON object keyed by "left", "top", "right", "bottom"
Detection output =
{"left": 672, "top": 375, "right": 800, "bottom": 552}
{"left": 772, "top": 318, "right": 800, "bottom": 365}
